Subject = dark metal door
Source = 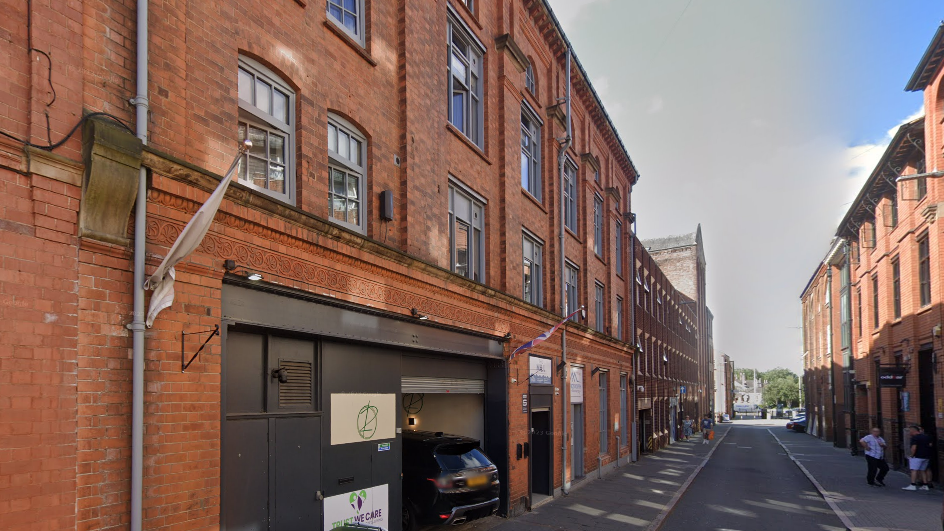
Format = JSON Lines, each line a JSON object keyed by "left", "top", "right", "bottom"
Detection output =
{"left": 530, "top": 410, "right": 551, "bottom": 496}
{"left": 223, "top": 331, "right": 322, "bottom": 530}
{"left": 572, "top": 404, "right": 584, "bottom": 478}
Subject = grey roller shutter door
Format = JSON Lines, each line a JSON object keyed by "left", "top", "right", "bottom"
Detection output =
{"left": 401, "top": 376, "right": 485, "bottom": 394}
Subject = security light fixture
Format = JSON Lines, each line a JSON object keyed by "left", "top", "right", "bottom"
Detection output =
{"left": 591, "top": 366, "right": 601, "bottom": 377}
{"left": 224, "top": 260, "right": 263, "bottom": 281}
{"left": 408, "top": 417, "right": 416, "bottom": 426}
{"left": 411, "top": 308, "right": 429, "bottom": 320}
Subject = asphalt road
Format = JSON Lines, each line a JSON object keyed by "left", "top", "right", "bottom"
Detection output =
{"left": 659, "top": 423, "right": 846, "bottom": 531}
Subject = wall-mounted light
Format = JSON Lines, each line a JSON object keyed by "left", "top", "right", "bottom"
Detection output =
{"left": 411, "top": 308, "right": 429, "bottom": 320}
{"left": 502, "top": 332, "right": 512, "bottom": 342}
{"left": 224, "top": 259, "right": 263, "bottom": 281}
{"left": 408, "top": 417, "right": 416, "bottom": 426}
{"left": 591, "top": 367, "right": 601, "bottom": 377}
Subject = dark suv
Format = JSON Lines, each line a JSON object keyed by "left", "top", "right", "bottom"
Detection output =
{"left": 402, "top": 431, "right": 500, "bottom": 530}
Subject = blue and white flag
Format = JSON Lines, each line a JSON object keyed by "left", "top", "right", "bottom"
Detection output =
{"left": 509, "top": 307, "right": 583, "bottom": 361}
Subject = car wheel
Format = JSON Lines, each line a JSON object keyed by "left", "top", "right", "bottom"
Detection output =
{"left": 402, "top": 501, "right": 417, "bottom": 531}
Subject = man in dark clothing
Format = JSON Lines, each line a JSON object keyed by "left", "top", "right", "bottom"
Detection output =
{"left": 904, "top": 425, "right": 934, "bottom": 491}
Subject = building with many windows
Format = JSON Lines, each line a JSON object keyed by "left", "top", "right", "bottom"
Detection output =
{"left": 0, "top": 1, "right": 729, "bottom": 529}
{"left": 802, "top": 23, "right": 944, "bottom": 479}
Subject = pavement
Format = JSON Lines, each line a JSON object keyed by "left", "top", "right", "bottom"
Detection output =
{"left": 444, "top": 419, "right": 944, "bottom": 531}
{"left": 773, "top": 423, "right": 943, "bottom": 531}
{"left": 482, "top": 424, "right": 730, "bottom": 531}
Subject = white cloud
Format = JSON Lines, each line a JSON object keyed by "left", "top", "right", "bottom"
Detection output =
{"left": 840, "top": 107, "right": 923, "bottom": 221}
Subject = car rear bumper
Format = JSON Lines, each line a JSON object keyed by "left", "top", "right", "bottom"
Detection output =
{"left": 442, "top": 497, "right": 499, "bottom": 525}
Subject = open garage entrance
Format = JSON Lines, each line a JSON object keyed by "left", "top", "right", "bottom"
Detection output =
{"left": 401, "top": 355, "right": 487, "bottom": 443}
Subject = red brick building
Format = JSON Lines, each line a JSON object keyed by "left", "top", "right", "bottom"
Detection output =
{"left": 0, "top": 1, "right": 716, "bottom": 529}
{"left": 803, "top": 22, "right": 944, "bottom": 477}
{"left": 631, "top": 234, "right": 704, "bottom": 453}
{"left": 641, "top": 227, "right": 714, "bottom": 418}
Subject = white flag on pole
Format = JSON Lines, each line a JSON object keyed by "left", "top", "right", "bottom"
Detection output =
{"left": 144, "top": 143, "right": 248, "bottom": 327}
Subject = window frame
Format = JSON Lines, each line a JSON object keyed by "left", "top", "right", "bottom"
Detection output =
{"left": 593, "top": 194, "right": 604, "bottom": 256}
{"left": 326, "top": 0, "right": 366, "bottom": 46}
{"left": 615, "top": 296, "right": 623, "bottom": 341}
{"left": 327, "top": 114, "right": 367, "bottom": 233}
{"left": 448, "top": 179, "right": 486, "bottom": 283}
{"left": 525, "top": 60, "right": 535, "bottom": 94}
{"left": 594, "top": 281, "right": 604, "bottom": 331}
{"left": 615, "top": 220, "right": 623, "bottom": 276}
{"left": 522, "top": 230, "right": 543, "bottom": 307}
{"left": 872, "top": 274, "right": 880, "bottom": 329}
{"left": 520, "top": 102, "right": 542, "bottom": 201}
{"left": 237, "top": 56, "right": 296, "bottom": 204}
{"left": 447, "top": 11, "right": 485, "bottom": 147}
{"left": 919, "top": 233, "right": 932, "bottom": 307}
{"left": 563, "top": 158, "right": 578, "bottom": 232}
{"left": 565, "top": 260, "right": 579, "bottom": 321}
{"left": 891, "top": 257, "right": 901, "bottom": 320}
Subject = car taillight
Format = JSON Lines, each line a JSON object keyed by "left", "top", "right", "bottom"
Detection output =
{"left": 429, "top": 473, "right": 463, "bottom": 490}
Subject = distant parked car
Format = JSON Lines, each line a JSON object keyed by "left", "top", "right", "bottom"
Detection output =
{"left": 792, "top": 417, "right": 808, "bottom": 433}
{"left": 402, "top": 431, "right": 500, "bottom": 531}
{"left": 786, "top": 416, "right": 806, "bottom": 430}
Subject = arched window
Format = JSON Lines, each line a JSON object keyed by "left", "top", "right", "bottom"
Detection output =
{"left": 237, "top": 56, "right": 295, "bottom": 203}
{"left": 525, "top": 60, "right": 535, "bottom": 94}
{"left": 327, "top": 114, "right": 367, "bottom": 233}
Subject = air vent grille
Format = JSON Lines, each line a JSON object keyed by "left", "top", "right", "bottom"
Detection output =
{"left": 278, "top": 360, "right": 312, "bottom": 407}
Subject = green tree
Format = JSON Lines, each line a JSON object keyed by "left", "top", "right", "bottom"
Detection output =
{"left": 760, "top": 367, "right": 797, "bottom": 382}
{"left": 762, "top": 377, "right": 800, "bottom": 408}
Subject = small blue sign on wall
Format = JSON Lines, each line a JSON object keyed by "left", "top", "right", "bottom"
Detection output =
{"left": 378, "top": 442, "right": 391, "bottom": 452}
{"left": 680, "top": 386, "right": 687, "bottom": 394}
{"left": 902, "top": 391, "right": 910, "bottom": 412}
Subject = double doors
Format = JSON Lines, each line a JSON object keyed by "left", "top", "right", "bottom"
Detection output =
{"left": 223, "top": 332, "right": 322, "bottom": 530}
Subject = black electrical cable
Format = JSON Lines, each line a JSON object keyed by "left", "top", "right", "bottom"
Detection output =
{"left": 0, "top": 112, "right": 136, "bottom": 151}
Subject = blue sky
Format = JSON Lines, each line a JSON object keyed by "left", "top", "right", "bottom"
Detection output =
{"left": 546, "top": 0, "right": 942, "bottom": 371}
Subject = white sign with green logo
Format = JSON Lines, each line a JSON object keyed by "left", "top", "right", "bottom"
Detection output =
{"left": 324, "top": 484, "right": 389, "bottom": 530}
{"left": 330, "top": 393, "right": 396, "bottom": 445}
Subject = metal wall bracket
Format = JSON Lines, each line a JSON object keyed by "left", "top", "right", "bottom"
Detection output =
{"left": 181, "top": 324, "right": 220, "bottom": 372}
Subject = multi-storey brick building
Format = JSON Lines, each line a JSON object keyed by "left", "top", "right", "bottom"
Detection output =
{"left": 629, "top": 235, "right": 703, "bottom": 454}
{"left": 803, "top": 22, "right": 944, "bottom": 478}
{"left": 641, "top": 226, "right": 714, "bottom": 417}
{"left": 0, "top": 1, "right": 719, "bottom": 530}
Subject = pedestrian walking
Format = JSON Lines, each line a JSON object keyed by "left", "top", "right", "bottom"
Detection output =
{"left": 859, "top": 427, "right": 889, "bottom": 487}
{"left": 683, "top": 416, "right": 694, "bottom": 440}
{"left": 701, "top": 414, "right": 714, "bottom": 445}
{"left": 904, "top": 425, "right": 933, "bottom": 491}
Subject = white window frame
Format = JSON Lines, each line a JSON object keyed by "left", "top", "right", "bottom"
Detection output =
{"left": 447, "top": 11, "right": 485, "bottom": 146}
{"left": 593, "top": 194, "right": 603, "bottom": 256}
{"left": 525, "top": 60, "right": 535, "bottom": 94}
{"left": 327, "top": 114, "right": 367, "bottom": 233}
{"left": 449, "top": 179, "right": 486, "bottom": 283}
{"left": 521, "top": 102, "right": 542, "bottom": 201}
{"left": 594, "top": 281, "right": 604, "bottom": 331}
{"left": 326, "top": 0, "right": 365, "bottom": 46}
{"left": 523, "top": 230, "right": 543, "bottom": 307}
{"left": 237, "top": 56, "right": 295, "bottom": 204}
{"left": 564, "top": 158, "right": 578, "bottom": 232}
{"left": 565, "top": 260, "right": 579, "bottom": 321}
